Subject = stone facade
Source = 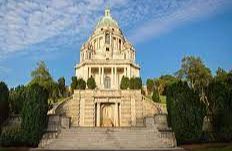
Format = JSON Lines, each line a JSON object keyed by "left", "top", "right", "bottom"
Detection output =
{"left": 55, "top": 8, "right": 167, "bottom": 128}
{"left": 39, "top": 8, "right": 178, "bottom": 149}
{"left": 56, "top": 90, "right": 165, "bottom": 127}
{"left": 75, "top": 8, "right": 139, "bottom": 90}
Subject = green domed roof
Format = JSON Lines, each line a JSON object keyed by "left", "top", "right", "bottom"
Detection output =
{"left": 96, "top": 9, "right": 119, "bottom": 29}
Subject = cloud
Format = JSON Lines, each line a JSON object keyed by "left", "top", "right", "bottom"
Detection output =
{"left": 128, "top": 0, "right": 232, "bottom": 43}
{"left": 0, "top": 0, "right": 230, "bottom": 58}
{"left": 0, "top": 65, "right": 12, "bottom": 82}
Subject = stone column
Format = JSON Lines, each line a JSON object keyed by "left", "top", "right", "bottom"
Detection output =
{"left": 88, "top": 67, "right": 90, "bottom": 78}
{"left": 114, "top": 102, "right": 118, "bottom": 127}
{"left": 101, "top": 67, "right": 104, "bottom": 87}
{"left": 111, "top": 67, "right": 114, "bottom": 88}
{"left": 97, "top": 102, "right": 100, "bottom": 127}
{"left": 88, "top": 67, "right": 91, "bottom": 78}
{"left": 115, "top": 67, "right": 118, "bottom": 89}
{"left": 124, "top": 67, "right": 126, "bottom": 77}
{"left": 99, "top": 67, "right": 101, "bottom": 86}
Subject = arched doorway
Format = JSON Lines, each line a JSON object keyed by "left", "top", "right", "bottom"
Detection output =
{"left": 100, "top": 104, "right": 114, "bottom": 127}
{"left": 104, "top": 76, "right": 111, "bottom": 89}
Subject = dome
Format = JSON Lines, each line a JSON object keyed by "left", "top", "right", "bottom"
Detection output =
{"left": 95, "top": 8, "right": 119, "bottom": 29}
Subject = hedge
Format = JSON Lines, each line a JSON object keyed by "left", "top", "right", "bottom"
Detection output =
{"left": 206, "top": 78, "right": 232, "bottom": 141}
{"left": 21, "top": 84, "right": 49, "bottom": 147}
{"left": 87, "top": 76, "right": 96, "bottom": 89}
{"left": 0, "top": 81, "right": 9, "bottom": 126}
{"left": 166, "top": 81, "right": 206, "bottom": 144}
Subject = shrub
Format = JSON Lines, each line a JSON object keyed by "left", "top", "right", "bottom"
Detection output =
{"left": 0, "top": 126, "right": 24, "bottom": 146}
{"left": 129, "top": 77, "right": 135, "bottom": 89}
{"left": 166, "top": 81, "right": 205, "bottom": 144}
{"left": 71, "top": 76, "right": 78, "bottom": 93}
{"left": 9, "top": 85, "right": 26, "bottom": 114}
{"left": 134, "top": 77, "right": 142, "bottom": 89}
{"left": 58, "top": 77, "right": 66, "bottom": 97}
{"left": 146, "top": 79, "right": 154, "bottom": 95}
{"left": 129, "top": 77, "right": 142, "bottom": 90}
{"left": 87, "top": 76, "right": 96, "bottom": 89}
{"left": 206, "top": 79, "right": 232, "bottom": 141}
{"left": 0, "top": 81, "right": 9, "bottom": 126}
{"left": 21, "top": 84, "right": 49, "bottom": 147}
{"left": 152, "top": 89, "right": 160, "bottom": 103}
{"left": 120, "top": 76, "right": 129, "bottom": 89}
{"left": 77, "top": 78, "right": 86, "bottom": 90}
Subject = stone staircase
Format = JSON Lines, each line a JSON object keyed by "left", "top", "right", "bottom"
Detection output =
{"left": 43, "top": 127, "right": 178, "bottom": 150}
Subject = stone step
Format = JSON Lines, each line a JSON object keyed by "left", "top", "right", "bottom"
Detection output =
{"left": 43, "top": 127, "right": 177, "bottom": 150}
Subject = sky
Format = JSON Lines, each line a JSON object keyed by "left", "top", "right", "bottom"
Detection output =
{"left": 0, "top": 0, "right": 232, "bottom": 87}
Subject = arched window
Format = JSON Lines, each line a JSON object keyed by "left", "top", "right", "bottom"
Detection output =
{"left": 119, "top": 39, "right": 121, "bottom": 50}
{"left": 105, "top": 33, "right": 110, "bottom": 44}
{"left": 104, "top": 76, "right": 111, "bottom": 89}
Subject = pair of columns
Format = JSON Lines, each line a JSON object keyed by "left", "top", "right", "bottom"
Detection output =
{"left": 87, "top": 66, "right": 130, "bottom": 89}
{"left": 96, "top": 102, "right": 119, "bottom": 127}
{"left": 98, "top": 67, "right": 118, "bottom": 89}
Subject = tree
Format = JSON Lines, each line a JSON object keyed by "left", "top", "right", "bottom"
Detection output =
{"left": 176, "top": 56, "right": 212, "bottom": 106}
{"left": 120, "top": 76, "right": 130, "bottom": 90}
{"left": 215, "top": 67, "right": 228, "bottom": 82}
{"left": 129, "top": 77, "right": 135, "bottom": 89}
{"left": 76, "top": 78, "right": 86, "bottom": 90}
{"left": 58, "top": 77, "right": 66, "bottom": 97}
{"left": 206, "top": 75, "right": 232, "bottom": 141}
{"left": 49, "top": 82, "right": 59, "bottom": 103}
{"left": 71, "top": 76, "right": 78, "bottom": 93}
{"left": 87, "top": 76, "right": 96, "bottom": 89}
{"left": 159, "top": 74, "right": 178, "bottom": 95}
{"left": 21, "top": 84, "right": 49, "bottom": 146}
{"left": 0, "top": 81, "right": 9, "bottom": 125}
{"left": 146, "top": 79, "right": 154, "bottom": 95}
{"left": 134, "top": 77, "right": 142, "bottom": 89}
{"left": 152, "top": 89, "right": 160, "bottom": 103}
{"left": 9, "top": 85, "right": 26, "bottom": 114}
{"left": 30, "top": 61, "right": 53, "bottom": 87}
{"left": 30, "top": 61, "right": 59, "bottom": 102}
{"left": 154, "top": 78, "right": 165, "bottom": 96}
{"left": 166, "top": 81, "right": 206, "bottom": 144}
{"left": 129, "top": 77, "right": 142, "bottom": 90}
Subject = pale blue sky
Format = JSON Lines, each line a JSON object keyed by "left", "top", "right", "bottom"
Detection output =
{"left": 0, "top": 0, "right": 232, "bottom": 87}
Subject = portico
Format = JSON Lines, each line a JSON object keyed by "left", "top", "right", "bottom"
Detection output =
{"left": 95, "top": 99, "right": 120, "bottom": 127}
{"left": 76, "top": 63, "right": 139, "bottom": 89}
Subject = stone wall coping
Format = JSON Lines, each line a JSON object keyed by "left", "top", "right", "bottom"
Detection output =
{"left": 75, "top": 59, "right": 140, "bottom": 69}
{"left": 74, "top": 89, "right": 141, "bottom": 95}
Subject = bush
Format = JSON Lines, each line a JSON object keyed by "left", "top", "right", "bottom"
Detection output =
{"left": 0, "top": 126, "right": 24, "bottom": 146}
{"left": 87, "top": 76, "right": 96, "bottom": 89}
{"left": 146, "top": 79, "right": 154, "bottom": 95}
{"left": 152, "top": 89, "right": 160, "bottom": 102}
{"left": 206, "top": 79, "right": 232, "bottom": 141}
{"left": 129, "top": 77, "right": 142, "bottom": 90}
{"left": 166, "top": 81, "right": 206, "bottom": 144}
{"left": 9, "top": 85, "right": 26, "bottom": 114}
{"left": 120, "top": 76, "right": 129, "bottom": 89}
{"left": 71, "top": 76, "right": 78, "bottom": 93}
{"left": 0, "top": 81, "right": 9, "bottom": 126}
{"left": 77, "top": 78, "right": 86, "bottom": 90}
{"left": 21, "top": 84, "right": 49, "bottom": 147}
{"left": 58, "top": 77, "right": 66, "bottom": 97}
